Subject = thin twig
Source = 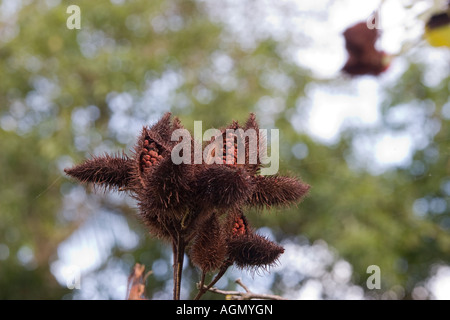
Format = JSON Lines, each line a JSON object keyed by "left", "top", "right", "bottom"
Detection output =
{"left": 235, "top": 278, "right": 250, "bottom": 292}
{"left": 194, "top": 262, "right": 232, "bottom": 300}
{"left": 195, "top": 271, "right": 207, "bottom": 300}
{"left": 200, "top": 278, "right": 288, "bottom": 300}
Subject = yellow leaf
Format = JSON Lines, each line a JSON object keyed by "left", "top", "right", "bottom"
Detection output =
{"left": 425, "top": 24, "right": 450, "bottom": 47}
{"left": 425, "top": 12, "right": 450, "bottom": 48}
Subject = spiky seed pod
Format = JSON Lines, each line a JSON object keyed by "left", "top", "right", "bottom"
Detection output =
{"left": 249, "top": 175, "right": 310, "bottom": 208}
{"left": 190, "top": 214, "right": 227, "bottom": 273}
{"left": 65, "top": 112, "right": 310, "bottom": 278}
{"left": 227, "top": 233, "right": 285, "bottom": 270}
{"left": 243, "top": 113, "right": 264, "bottom": 175}
{"left": 140, "top": 156, "right": 193, "bottom": 213}
{"left": 132, "top": 113, "right": 184, "bottom": 182}
{"left": 195, "top": 165, "right": 255, "bottom": 210}
{"left": 133, "top": 126, "right": 170, "bottom": 187}
{"left": 64, "top": 153, "right": 133, "bottom": 191}
{"left": 145, "top": 112, "right": 174, "bottom": 145}
{"left": 224, "top": 209, "right": 284, "bottom": 271}
{"left": 131, "top": 113, "right": 194, "bottom": 214}
{"left": 137, "top": 206, "right": 173, "bottom": 241}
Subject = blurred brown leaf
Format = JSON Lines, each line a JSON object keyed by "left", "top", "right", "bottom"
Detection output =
{"left": 126, "top": 263, "right": 151, "bottom": 300}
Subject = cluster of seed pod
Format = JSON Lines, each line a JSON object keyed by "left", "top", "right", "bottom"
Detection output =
{"left": 232, "top": 216, "right": 246, "bottom": 237}
{"left": 140, "top": 139, "right": 163, "bottom": 171}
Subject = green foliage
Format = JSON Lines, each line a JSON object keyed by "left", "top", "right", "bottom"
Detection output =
{"left": 0, "top": 0, "right": 449, "bottom": 299}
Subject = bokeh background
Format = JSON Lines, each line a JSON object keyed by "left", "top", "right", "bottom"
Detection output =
{"left": 1, "top": 0, "right": 449, "bottom": 300}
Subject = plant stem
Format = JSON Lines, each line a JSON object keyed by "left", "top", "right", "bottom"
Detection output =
{"left": 172, "top": 234, "right": 185, "bottom": 300}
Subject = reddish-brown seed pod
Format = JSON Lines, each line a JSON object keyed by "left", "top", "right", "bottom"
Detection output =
{"left": 249, "top": 175, "right": 310, "bottom": 208}
{"left": 65, "top": 112, "right": 310, "bottom": 281}
{"left": 64, "top": 153, "right": 133, "bottom": 191}
{"left": 190, "top": 214, "right": 227, "bottom": 273}
{"left": 228, "top": 233, "right": 285, "bottom": 270}
{"left": 195, "top": 165, "right": 255, "bottom": 209}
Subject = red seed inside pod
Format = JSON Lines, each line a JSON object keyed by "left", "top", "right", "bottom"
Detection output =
{"left": 149, "top": 150, "right": 158, "bottom": 158}
{"left": 232, "top": 217, "right": 246, "bottom": 236}
{"left": 140, "top": 139, "right": 164, "bottom": 169}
